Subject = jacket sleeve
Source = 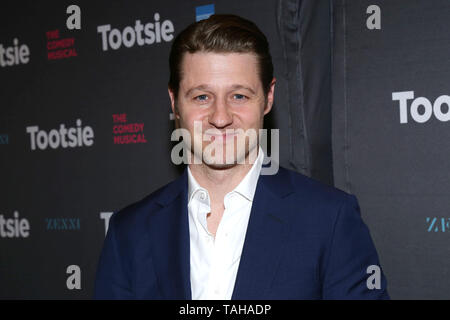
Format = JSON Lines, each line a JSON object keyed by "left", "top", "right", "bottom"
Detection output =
{"left": 321, "top": 194, "right": 390, "bottom": 299}
{"left": 93, "top": 212, "right": 134, "bottom": 299}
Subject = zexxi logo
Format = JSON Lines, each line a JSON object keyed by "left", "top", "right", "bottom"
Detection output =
{"left": 393, "top": 91, "right": 450, "bottom": 124}
{"left": 46, "top": 218, "right": 80, "bottom": 231}
{"left": 426, "top": 217, "right": 450, "bottom": 232}
{"left": 97, "top": 13, "right": 174, "bottom": 51}
{"left": 26, "top": 119, "right": 94, "bottom": 151}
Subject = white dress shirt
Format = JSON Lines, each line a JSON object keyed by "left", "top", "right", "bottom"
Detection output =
{"left": 187, "top": 146, "right": 264, "bottom": 300}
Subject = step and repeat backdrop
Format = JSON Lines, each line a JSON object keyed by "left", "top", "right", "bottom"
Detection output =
{"left": 332, "top": 0, "right": 450, "bottom": 299}
{"left": 1, "top": 0, "right": 448, "bottom": 300}
{"left": 0, "top": 0, "right": 333, "bottom": 299}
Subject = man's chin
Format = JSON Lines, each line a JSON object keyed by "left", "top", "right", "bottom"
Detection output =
{"left": 203, "top": 162, "right": 238, "bottom": 170}
{"left": 190, "top": 146, "right": 258, "bottom": 168}
{"left": 201, "top": 152, "right": 254, "bottom": 169}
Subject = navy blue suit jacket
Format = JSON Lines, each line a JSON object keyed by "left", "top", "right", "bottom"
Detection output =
{"left": 94, "top": 166, "right": 389, "bottom": 299}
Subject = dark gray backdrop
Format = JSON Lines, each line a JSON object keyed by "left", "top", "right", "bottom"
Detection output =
{"left": 333, "top": 0, "right": 450, "bottom": 299}
{"left": 1, "top": 0, "right": 446, "bottom": 299}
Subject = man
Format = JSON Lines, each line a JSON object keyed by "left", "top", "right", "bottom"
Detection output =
{"left": 94, "top": 14, "right": 389, "bottom": 299}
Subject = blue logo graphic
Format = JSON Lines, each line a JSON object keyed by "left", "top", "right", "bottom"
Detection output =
{"left": 0, "top": 134, "right": 8, "bottom": 145}
{"left": 46, "top": 218, "right": 80, "bottom": 231}
{"left": 426, "top": 217, "right": 450, "bottom": 232}
{"left": 196, "top": 4, "right": 215, "bottom": 22}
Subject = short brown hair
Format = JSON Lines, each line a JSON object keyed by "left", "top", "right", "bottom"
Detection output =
{"left": 168, "top": 14, "right": 273, "bottom": 99}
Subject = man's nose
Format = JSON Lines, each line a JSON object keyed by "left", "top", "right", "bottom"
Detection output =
{"left": 208, "top": 98, "right": 233, "bottom": 128}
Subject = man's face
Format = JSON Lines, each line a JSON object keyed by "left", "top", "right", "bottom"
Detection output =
{"left": 169, "top": 51, "right": 275, "bottom": 168}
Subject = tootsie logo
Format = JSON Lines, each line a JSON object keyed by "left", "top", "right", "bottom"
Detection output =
{"left": 393, "top": 91, "right": 450, "bottom": 124}
{"left": 26, "top": 119, "right": 94, "bottom": 151}
{"left": 0, "top": 211, "right": 30, "bottom": 238}
{"left": 97, "top": 13, "right": 174, "bottom": 51}
{"left": 0, "top": 38, "right": 30, "bottom": 67}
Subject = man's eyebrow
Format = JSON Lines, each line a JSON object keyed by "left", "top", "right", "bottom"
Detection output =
{"left": 184, "top": 84, "right": 256, "bottom": 97}
{"left": 229, "top": 84, "right": 256, "bottom": 95}
{"left": 184, "top": 85, "right": 211, "bottom": 98}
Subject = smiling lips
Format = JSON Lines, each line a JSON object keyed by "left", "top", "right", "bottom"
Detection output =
{"left": 205, "top": 132, "right": 238, "bottom": 141}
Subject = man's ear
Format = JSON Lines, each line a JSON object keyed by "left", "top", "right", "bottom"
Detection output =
{"left": 263, "top": 77, "right": 276, "bottom": 116}
{"left": 168, "top": 87, "right": 179, "bottom": 119}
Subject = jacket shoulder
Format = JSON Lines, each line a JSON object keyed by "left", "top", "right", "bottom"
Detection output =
{"left": 279, "top": 166, "right": 352, "bottom": 205}
{"left": 109, "top": 174, "right": 184, "bottom": 236}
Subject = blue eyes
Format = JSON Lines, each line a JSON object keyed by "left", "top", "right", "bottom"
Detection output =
{"left": 196, "top": 94, "right": 208, "bottom": 101}
{"left": 194, "top": 94, "right": 247, "bottom": 102}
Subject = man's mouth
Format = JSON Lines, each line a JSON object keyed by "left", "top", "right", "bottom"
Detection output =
{"left": 205, "top": 131, "right": 238, "bottom": 141}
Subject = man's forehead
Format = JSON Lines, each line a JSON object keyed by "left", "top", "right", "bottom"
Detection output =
{"left": 180, "top": 51, "right": 258, "bottom": 74}
{"left": 179, "top": 52, "right": 261, "bottom": 93}
{"left": 182, "top": 51, "right": 258, "bottom": 62}
{"left": 183, "top": 84, "right": 257, "bottom": 97}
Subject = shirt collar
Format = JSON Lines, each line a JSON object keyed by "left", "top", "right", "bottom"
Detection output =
{"left": 187, "top": 167, "right": 207, "bottom": 205}
{"left": 187, "top": 145, "right": 264, "bottom": 204}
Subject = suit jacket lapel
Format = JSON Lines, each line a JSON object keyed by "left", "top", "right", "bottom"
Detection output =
{"left": 146, "top": 168, "right": 191, "bottom": 299}
{"left": 144, "top": 166, "right": 293, "bottom": 300}
{"left": 232, "top": 167, "right": 294, "bottom": 299}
